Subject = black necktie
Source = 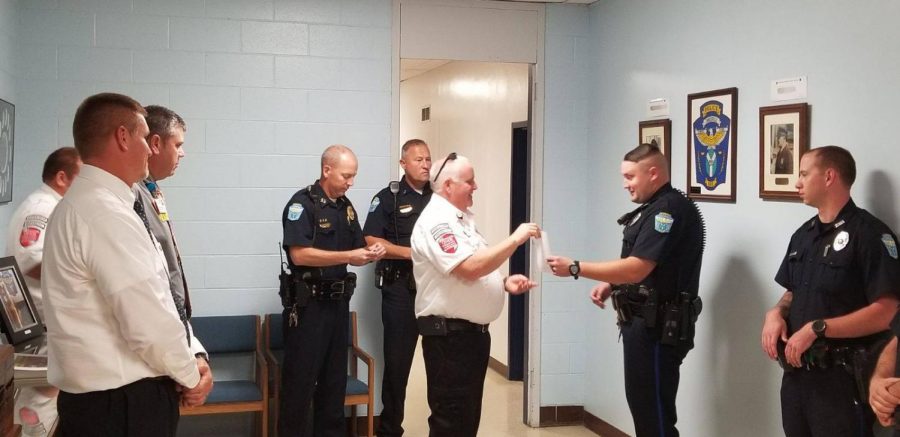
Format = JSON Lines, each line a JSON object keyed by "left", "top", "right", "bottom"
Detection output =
{"left": 134, "top": 197, "right": 191, "bottom": 346}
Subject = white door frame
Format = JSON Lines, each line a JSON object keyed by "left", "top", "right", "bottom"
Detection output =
{"left": 390, "top": 0, "right": 545, "bottom": 426}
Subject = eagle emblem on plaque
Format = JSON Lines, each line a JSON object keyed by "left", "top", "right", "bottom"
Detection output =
{"left": 692, "top": 100, "right": 730, "bottom": 191}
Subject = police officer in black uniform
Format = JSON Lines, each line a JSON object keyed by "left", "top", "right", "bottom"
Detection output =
{"left": 362, "top": 139, "right": 432, "bottom": 437}
{"left": 547, "top": 143, "right": 705, "bottom": 437}
{"left": 761, "top": 145, "right": 900, "bottom": 437}
{"left": 279, "top": 145, "right": 386, "bottom": 437}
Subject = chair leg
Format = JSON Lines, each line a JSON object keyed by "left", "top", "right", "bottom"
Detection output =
{"left": 351, "top": 405, "right": 358, "bottom": 437}
{"left": 366, "top": 403, "right": 374, "bottom": 437}
{"left": 261, "top": 407, "right": 268, "bottom": 437}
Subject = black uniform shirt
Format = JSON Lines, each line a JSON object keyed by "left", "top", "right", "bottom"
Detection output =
{"left": 620, "top": 183, "right": 704, "bottom": 303}
{"left": 362, "top": 176, "right": 432, "bottom": 256}
{"left": 282, "top": 181, "right": 365, "bottom": 280}
{"left": 775, "top": 199, "right": 900, "bottom": 335}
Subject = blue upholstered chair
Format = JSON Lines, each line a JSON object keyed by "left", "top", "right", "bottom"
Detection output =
{"left": 264, "top": 311, "right": 375, "bottom": 437}
{"left": 181, "top": 315, "right": 268, "bottom": 437}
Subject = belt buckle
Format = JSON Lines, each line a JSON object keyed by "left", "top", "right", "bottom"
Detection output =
{"left": 328, "top": 281, "right": 345, "bottom": 299}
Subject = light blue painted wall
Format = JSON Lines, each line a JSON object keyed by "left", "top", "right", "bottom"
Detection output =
{"left": 584, "top": 1, "right": 900, "bottom": 435}
{"left": 10, "top": 0, "right": 392, "bottom": 433}
{"left": 0, "top": 0, "right": 17, "bottom": 235}
{"left": 540, "top": 3, "right": 592, "bottom": 407}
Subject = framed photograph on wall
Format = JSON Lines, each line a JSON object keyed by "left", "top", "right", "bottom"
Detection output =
{"left": 687, "top": 87, "right": 738, "bottom": 202}
{"left": 759, "top": 103, "right": 809, "bottom": 200}
{"left": 0, "top": 257, "right": 43, "bottom": 345}
{"left": 639, "top": 119, "right": 671, "bottom": 169}
{"left": 0, "top": 98, "right": 13, "bottom": 204}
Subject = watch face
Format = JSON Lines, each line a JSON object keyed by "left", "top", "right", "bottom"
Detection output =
{"left": 569, "top": 264, "right": 579, "bottom": 275}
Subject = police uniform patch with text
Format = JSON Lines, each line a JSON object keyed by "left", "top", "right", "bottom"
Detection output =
{"left": 399, "top": 204, "right": 413, "bottom": 214}
{"left": 654, "top": 212, "right": 674, "bottom": 233}
{"left": 19, "top": 215, "right": 49, "bottom": 247}
{"left": 882, "top": 234, "right": 898, "bottom": 259}
{"left": 287, "top": 203, "right": 303, "bottom": 221}
{"left": 430, "top": 223, "right": 458, "bottom": 254}
{"left": 319, "top": 218, "right": 332, "bottom": 229}
{"left": 369, "top": 197, "right": 380, "bottom": 213}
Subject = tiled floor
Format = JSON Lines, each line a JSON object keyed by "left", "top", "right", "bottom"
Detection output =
{"left": 402, "top": 344, "right": 597, "bottom": 437}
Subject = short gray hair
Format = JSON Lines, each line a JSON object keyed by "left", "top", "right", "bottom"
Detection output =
{"left": 430, "top": 154, "right": 471, "bottom": 194}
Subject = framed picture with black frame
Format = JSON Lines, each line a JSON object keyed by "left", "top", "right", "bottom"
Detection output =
{"left": 0, "top": 256, "right": 44, "bottom": 345}
{"left": 759, "top": 103, "right": 810, "bottom": 201}
{"left": 687, "top": 87, "right": 738, "bottom": 202}
{"left": 639, "top": 118, "right": 672, "bottom": 170}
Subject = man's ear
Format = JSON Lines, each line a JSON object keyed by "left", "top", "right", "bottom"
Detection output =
{"left": 824, "top": 168, "right": 837, "bottom": 187}
{"left": 54, "top": 170, "right": 68, "bottom": 188}
{"left": 114, "top": 125, "right": 130, "bottom": 150}
{"left": 148, "top": 134, "right": 162, "bottom": 155}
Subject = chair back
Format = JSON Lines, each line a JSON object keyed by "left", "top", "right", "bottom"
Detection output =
{"left": 191, "top": 315, "right": 259, "bottom": 354}
{"left": 267, "top": 313, "right": 284, "bottom": 350}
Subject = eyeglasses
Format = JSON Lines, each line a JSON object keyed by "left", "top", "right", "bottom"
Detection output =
{"left": 432, "top": 152, "right": 457, "bottom": 182}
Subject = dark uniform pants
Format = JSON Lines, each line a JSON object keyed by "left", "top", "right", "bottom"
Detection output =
{"left": 377, "top": 278, "right": 419, "bottom": 437}
{"left": 422, "top": 330, "right": 490, "bottom": 437}
{"left": 57, "top": 377, "right": 179, "bottom": 437}
{"left": 781, "top": 366, "right": 874, "bottom": 437}
{"left": 622, "top": 318, "right": 687, "bottom": 437}
{"left": 279, "top": 299, "right": 350, "bottom": 437}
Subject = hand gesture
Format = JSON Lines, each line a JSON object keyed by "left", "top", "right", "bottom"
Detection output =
{"left": 545, "top": 255, "right": 573, "bottom": 278}
{"left": 511, "top": 223, "right": 541, "bottom": 245}
{"left": 760, "top": 309, "right": 789, "bottom": 361}
{"left": 180, "top": 357, "right": 214, "bottom": 407}
{"left": 590, "top": 282, "right": 613, "bottom": 309}
{"left": 504, "top": 274, "right": 536, "bottom": 295}
{"left": 348, "top": 244, "right": 384, "bottom": 266}
{"left": 870, "top": 376, "right": 900, "bottom": 426}
{"left": 784, "top": 322, "right": 816, "bottom": 368}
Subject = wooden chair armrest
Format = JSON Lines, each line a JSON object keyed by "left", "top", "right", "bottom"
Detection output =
{"left": 255, "top": 350, "right": 268, "bottom": 399}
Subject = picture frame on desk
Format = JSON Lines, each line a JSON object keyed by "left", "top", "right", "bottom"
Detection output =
{"left": 0, "top": 257, "right": 43, "bottom": 345}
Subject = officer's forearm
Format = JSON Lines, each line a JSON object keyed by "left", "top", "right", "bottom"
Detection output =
{"left": 579, "top": 256, "right": 655, "bottom": 284}
{"left": 364, "top": 236, "right": 411, "bottom": 260}
{"left": 290, "top": 246, "right": 358, "bottom": 267}
{"left": 823, "top": 295, "right": 898, "bottom": 339}
{"left": 873, "top": 337, "right": 898, "bottom": 380}
{"left": 452, "top": 236, "right": 519, "bottom": 281}
{"left": 770, "top": 291, "right": 792, "bottom": 318}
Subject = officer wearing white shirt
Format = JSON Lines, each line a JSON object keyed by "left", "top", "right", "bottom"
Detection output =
{"left": 411, "top": 153, "right": 539, "bottom": 437}
{"left": 42, "top": 93, "right": 210, "bottom": 437}
{"left": 5, "top": 147, "right": 81, "bottom": 318}
{"left": 5, "top": 147, "right": 80, "bottom": 435}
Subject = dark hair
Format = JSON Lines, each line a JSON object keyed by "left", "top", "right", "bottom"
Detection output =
{"left": 623, "top": 143, "right": 663, "bottom": 163}
{"left": 41, "top": 147, "right": 80, "bottom": 182}
{"left": 72, "top": 93, "right": 146, "bottom": 159}
{"left": 144, "top": 105, "right": 186, "bottom": 139}
{"left": 807, "top": 145, "right": 856, "bottom": 187}
{"left": 401, "top": 139, "right": 428, "bottom": 156}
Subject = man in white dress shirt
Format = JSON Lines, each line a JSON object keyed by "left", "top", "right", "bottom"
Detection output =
{"left": 42, "top": 93, "right": 211, "bottom": 436}
{"left": 410, "top": 153, "right": 539, "bottom": 437}
{"left": 5, "top": 147, "right": 80, "bottom": 435}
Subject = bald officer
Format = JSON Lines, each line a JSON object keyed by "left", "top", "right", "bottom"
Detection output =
{"left": 411, "top": 153, "right": 539, "bottom": 437}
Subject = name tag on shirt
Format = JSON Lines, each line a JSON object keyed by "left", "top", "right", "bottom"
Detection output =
{"left": 153, "top": 196, "right": 169, "bottom": 221}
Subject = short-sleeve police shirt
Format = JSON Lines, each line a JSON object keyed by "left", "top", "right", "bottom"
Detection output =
{"left": 775, "top": 199, "right": 900, "bottom": 335}
{"left": 362, "top": 176, "right": 432, "bottom": 248}
{"left": 620, "top": 183, "right": 704, "bottom": 302}
{"left": 282, "top": 181, "right": 365, "bottom": 280}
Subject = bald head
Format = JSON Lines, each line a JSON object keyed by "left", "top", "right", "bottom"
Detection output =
{"left": 321, "top": 144, "right": 355, "bottom": 171}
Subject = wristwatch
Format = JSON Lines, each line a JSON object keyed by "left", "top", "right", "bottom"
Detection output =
{"left": 568, "top": 260, "right": 580, "bottom": 280}
{"left": 812, "top": 319, "right": 827, "bottom": 339}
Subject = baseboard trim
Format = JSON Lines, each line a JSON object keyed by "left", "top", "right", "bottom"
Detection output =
{"left": 488, "top": 356, "right": 509, "bottom": 378}
{"left": 538, "top": 405, "right": 584, "bottom": 427}
{"left": 583, "top": 410, "right": 629, "bottom": 437}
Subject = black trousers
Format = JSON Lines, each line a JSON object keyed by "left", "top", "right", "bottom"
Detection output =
{"left": 57, "top": 377, "right": 179, "bottom": 437}
{"left": 781, "top": 366, "right": 874, "bottom": 437}
{"left": 621, "top": 318, "right": 688, "bottom": 437}
{"left": 377, "top": 278, "right": 419, "bottom": 437}
{"left": 422, "top": 329, "right": 490, "bottom": 437}
{"left": 279, "top": 299, "right": 349, "bottom": 437}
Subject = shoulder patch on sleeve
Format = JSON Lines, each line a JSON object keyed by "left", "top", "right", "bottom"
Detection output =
{"left": 430, "top": 223, "right": 458, "bottom": 254}
{"left": 654, "top": 212, "right": 674, "bottom": 233}
{"left": 882, "top": 234, "right": 898, "bottom": 259}
{"left": 19, "top": 227, "right": 41, "bottom": 247}
{"left": 369, "top": 196, "right": 380, "bottom": 213}
{"left": 287, "top": 203, "right": 304, "bottom": 221}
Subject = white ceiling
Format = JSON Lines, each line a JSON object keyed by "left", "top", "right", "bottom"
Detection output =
{"left": 400, "top": 59, "right": 453, "bottom": 81}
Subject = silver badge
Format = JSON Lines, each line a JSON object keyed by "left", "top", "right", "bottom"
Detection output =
{"left": 833, "top": 230, "right": 850, "bottom": 251}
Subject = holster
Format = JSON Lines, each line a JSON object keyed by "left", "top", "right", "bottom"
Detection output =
{"left": 611, "top": 284, "right": 659, "bottom": 327}
{"left": 278, "top": 270, "right": 312, "bottom": 308}
{"left": 375, "top": 261, "right": 415, "bottom": 292}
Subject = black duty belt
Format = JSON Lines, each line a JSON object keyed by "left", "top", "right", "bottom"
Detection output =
{"left": 310, "top": 279, "right": 354, "bottom": 300}
{"left": 417, "top": 315, "right": 489, "bottom": 336}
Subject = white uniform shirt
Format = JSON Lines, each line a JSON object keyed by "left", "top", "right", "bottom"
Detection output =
{"left": 411, "top": 195, "right": 505, "bottom": 325}
{"left": 42, "top": 165, "right": 199, "bottom": 393}
{"left": 4, "top": 183, "right": 61, "bottom": 318}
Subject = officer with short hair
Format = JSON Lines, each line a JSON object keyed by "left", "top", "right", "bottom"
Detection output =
{"left": 279, "top": 144, "right": 386, "bottom": 437}
{"left": 363, "top": 139, "right": 432, "bottom": 437}
{"left": 547, "top": 143, "right": 705, "bottom": 437}
{"left": 761, "top": 145, "right": 900, "bottom": 437}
